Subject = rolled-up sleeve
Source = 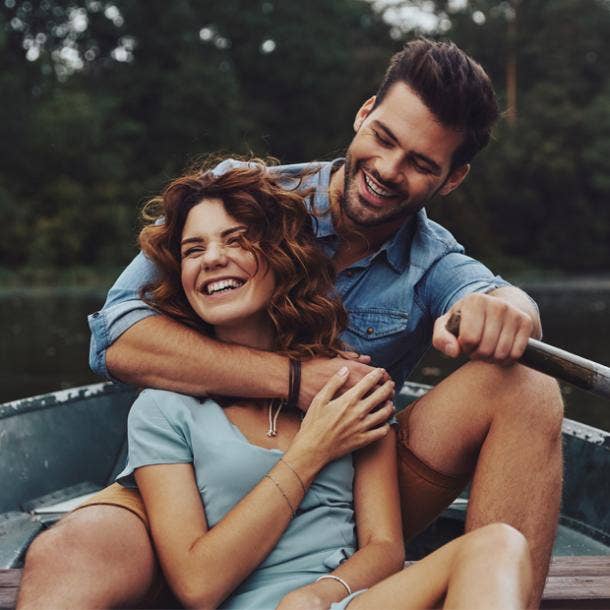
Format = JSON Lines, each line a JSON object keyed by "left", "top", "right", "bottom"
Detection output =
{"left": 421, "top": 252, "right": 511, "bottom": 320}
{"left": 88, "top": 251, "right": 160, "bottom": 379}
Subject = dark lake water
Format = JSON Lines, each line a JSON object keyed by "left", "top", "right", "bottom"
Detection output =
{"left": 2, "top": 283, "right": 610, "bottom": 431}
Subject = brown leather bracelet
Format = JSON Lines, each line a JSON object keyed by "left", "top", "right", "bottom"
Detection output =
{"left": 287, "top": 359, "right": 302, "bottom": 410}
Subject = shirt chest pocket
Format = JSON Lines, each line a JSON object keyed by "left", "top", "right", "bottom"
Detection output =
{"left": 342, "top": 308, "right": 410, "bottom": 369}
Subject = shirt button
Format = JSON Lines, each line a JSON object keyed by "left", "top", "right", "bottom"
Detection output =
{"left": 366, "top": 327, "right": 374, "bottom": 335}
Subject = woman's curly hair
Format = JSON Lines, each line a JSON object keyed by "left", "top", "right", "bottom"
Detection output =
{"left": 139, "top": 158, "right": 347, "bottom": 359}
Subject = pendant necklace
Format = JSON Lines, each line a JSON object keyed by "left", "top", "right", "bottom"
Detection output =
{"left": 266, "top": 398, "right": 285, "bottom": 437}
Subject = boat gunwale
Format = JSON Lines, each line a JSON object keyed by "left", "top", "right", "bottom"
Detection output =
{"left": 0, "top": 382, "right": 136, "bottom": 420}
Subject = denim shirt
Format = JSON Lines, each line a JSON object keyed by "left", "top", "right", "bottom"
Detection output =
{"left": 88, "top": 158, "right": 510, "bottom": 388}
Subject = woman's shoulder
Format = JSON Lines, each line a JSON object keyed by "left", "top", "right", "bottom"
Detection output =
{"left": 130, "top": 389, "right": 218, "bottom": 424}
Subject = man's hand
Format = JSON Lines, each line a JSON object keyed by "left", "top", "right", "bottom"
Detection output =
{"left": 432, "top": 291, "right": 538, "bottom": 366}
{"left": 299, "top": 355, "right": 385, "bottom": 411}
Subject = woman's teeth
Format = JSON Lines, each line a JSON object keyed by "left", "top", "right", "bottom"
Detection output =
{"left": 205, "top": 278, "right": 245, "bottom": 295}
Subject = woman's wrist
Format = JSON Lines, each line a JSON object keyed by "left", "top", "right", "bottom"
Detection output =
{"left": 307, "top": 577, "right": 350, "bottom": 605}
{"left": 283, "top": 444, "right": 325, "bottom": 486}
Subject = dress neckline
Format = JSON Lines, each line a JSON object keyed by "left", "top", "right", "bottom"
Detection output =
{"left": 208, "top": 399, "right": 285, "bottom": 455}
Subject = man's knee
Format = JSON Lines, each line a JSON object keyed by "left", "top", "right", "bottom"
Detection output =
{"left": 494, "top": 363, "right": 564, "bottom": 434}
{"left": 464, "top": 361, "right": 564, "bottom": 434}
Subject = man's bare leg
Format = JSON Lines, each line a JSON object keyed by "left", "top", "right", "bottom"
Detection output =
{"left": 400, "top": 360, "right": 563, "bottom": 607}
{"left": 17, "top": 505, "right": 157, "bottom": 610}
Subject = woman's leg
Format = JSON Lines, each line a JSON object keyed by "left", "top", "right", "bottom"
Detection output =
{"left": 348, "top": 523, "right": 532, "bottom": 610}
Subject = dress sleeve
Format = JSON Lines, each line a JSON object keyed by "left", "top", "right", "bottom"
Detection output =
{"left": 419, "top": 252, "right": 511, "bottom": 320}
{"left": 116, "top": 390, "right": 193, "bottom": 488}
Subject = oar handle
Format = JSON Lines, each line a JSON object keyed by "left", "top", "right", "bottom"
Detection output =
{"left": 446, "top": 313, "right": 610, "bottom": 400}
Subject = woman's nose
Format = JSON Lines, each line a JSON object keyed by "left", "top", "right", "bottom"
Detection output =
{"left": 202, "top": 242, "right": 228, "bottom": 269}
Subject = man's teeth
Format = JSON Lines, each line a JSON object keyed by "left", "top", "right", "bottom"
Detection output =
{"left": 364, "top": 174, "right": 394, "bottom": 198}
{"left": 205, "top": 278, "right": 245, "bottom": 295}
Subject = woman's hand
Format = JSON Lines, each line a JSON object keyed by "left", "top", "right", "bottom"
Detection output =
{"left": 290, "top": 366, "right": 395, "bottom": 468}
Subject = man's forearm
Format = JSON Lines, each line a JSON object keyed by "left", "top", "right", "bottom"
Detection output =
{"left": 106, "top": 315, "right": 289, "bottom": 399}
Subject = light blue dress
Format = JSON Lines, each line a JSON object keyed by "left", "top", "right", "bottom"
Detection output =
{"left": 117, "top": 389, "right": 366, "bottom": 609}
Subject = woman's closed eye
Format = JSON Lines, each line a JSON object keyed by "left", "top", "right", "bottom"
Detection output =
{"left": 182, "top": 245, "right": 205, "bottom": 258}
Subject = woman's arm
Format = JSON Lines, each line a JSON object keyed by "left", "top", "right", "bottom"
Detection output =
{"left": 278, "top": 427, "right": 405, "bottom": 609}
{"left": 135, "top": 367, "right": 395, "bottom": 610}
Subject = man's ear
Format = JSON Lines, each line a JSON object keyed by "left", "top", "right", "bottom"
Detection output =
{"left": 353, "top": 96, "right": 376, "bottom": 132}
{"left": 439, "top": 164, "right": 470, "bottom": 196}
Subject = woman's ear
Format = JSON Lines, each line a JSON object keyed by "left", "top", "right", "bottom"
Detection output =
{"left": 353, "top": 96, "right": 376, "bottom": 132}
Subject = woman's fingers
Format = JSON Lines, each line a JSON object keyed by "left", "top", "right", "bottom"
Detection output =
{"left": 339, "top": 367, "right": 386, "bottom": 403}
{"left": 357, "top": 380, "right": 395, "bottom": 413}
{"left": 361, "top": 401, "right": 395, "bottom": 430}
{"left": 309, "top": 365, "right": 350, "bottom": 407}
{"left": 354, "top": 423, "right": 391, "bottom": 449}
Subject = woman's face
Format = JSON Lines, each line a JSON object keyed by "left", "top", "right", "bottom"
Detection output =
{"left": 180, "top": 198, "right": 276, "bottom": 336}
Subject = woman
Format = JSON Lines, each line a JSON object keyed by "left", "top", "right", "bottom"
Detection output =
{"left": 117, "top": 159, "right": 532, "bottom": 609}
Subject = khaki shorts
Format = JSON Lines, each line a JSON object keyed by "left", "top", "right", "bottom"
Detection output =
{"left": 77, "top": 402, "right": 469, "bottom": 543}
{"left": 396, "top": 402, "right": 470, "bottom": 541}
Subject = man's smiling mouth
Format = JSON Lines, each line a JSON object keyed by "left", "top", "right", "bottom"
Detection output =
{"left": 363, "top": 173, "right": 396, "bottom": 199}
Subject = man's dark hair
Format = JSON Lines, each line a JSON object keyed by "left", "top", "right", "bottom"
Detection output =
{"left": 374, "top": 38, "right": 499, "bottom": 168}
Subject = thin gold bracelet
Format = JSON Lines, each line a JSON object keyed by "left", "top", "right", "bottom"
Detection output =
{"left": 264, "top": 473, "right": 295, "bottom": 518}
{"left": 279, "top": 458, "right": 307, "bottom": 494}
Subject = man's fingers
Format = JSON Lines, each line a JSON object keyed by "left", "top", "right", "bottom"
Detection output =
{"left": 433, "top": 314, "right": 461, "bottom": 358}
{"left": 457, "top": 307, "right": 486, "bottom": 355}
{"left": 338, "top": 350, "right": 371, "bottom": 364}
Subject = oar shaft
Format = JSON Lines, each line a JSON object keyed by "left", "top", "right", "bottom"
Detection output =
{"left": 521, "top": 339, "right": 610, "bottom": 399}
{"left": 446, "top": 313, "right": 610, "bottom": 400}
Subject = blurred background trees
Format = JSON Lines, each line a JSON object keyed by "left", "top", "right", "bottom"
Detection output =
{"left": 2, "top": 0, "right": 609, "bottom": 279}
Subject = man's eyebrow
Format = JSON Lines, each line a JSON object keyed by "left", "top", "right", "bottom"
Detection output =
{"left": 180, "top": 225, "right": 246, "bottom": 246}
{"left": 372, "top": 119, "right": 443, "bottom": 175}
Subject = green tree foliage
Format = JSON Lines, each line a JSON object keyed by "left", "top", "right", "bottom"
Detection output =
{"left": 1, "top": 0, "right": 395, "bottom": 271}
{"left": 2, "top": 0, "right": 610, "bottom": 274}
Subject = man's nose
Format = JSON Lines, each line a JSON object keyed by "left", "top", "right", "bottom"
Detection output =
{"left": 376, "top": 151, "right": 404, "bottom": 186}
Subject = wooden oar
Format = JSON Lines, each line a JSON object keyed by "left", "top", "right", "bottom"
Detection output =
{"left": 446, "top": 313, "right": 610, "bottom": 400}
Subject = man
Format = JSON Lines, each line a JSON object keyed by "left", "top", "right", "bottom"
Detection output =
{"left": 18, "top": 38, "right": 562, "bottom": 608}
